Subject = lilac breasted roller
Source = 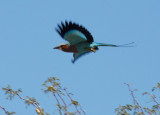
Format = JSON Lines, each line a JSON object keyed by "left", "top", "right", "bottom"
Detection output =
{"left": 54, "top": 21, "right": 134, "bottom": 63}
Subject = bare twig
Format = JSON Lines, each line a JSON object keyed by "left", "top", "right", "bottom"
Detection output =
{"left": 150, "top": 94, "right": 159, "bottom": 106}
{"left": 0, "top": 105, "right": 10, "bottom": 115}
{"left": 53, "top": 92, "right": 62, "bottom": 115}
{"left": 17, "top": 94, "right": 40, "bottom": 108}
{"left": 145, "top": 92, "right": 160, "bottom": 110}
{"left": 50, "top": 82, "right": 68, "bottom": 114}
{"left": 125, "top": 83, "right": 145, "bottom": 115}
{"left": 79, "top": 104, "right": 86, "bottom": 115}
{"left": 64, "top": 88, "right": 81, "bottom": 115}
{"left": 56, "top": 91, "right": 68, "bottom": 115}
{"left": 16, "top": 94, "right": 44, "bottom": 114}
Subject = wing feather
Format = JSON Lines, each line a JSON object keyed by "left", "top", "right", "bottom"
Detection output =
{"left": 72, "top": 51, "right": 91, "bottom": 63}
{"left": 56, "top": 21, "right": 94, "bottom": 45}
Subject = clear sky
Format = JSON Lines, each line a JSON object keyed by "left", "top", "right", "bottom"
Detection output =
{"left": 0, "top": 0, "right": 160, "bottom": 115}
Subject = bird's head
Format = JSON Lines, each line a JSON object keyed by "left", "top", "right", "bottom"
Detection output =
{"left": 53, "top": 43, "right": 69, "bottom": 51}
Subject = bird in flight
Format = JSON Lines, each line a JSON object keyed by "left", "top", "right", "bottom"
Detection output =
{"left": 54, "top": 21, "right": 134, "bottom": 63}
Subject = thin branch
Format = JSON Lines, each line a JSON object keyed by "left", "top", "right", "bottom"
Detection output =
{"left": 0, "top": 105, "right": 10, "bottom": 115}
{"left": 150, "top": 94, "right": 159, "bottom": 106}
{"left": 146, "top": 93, "right": 160, "bottom": 110}
{"left": 16, "top": 94, "right": 43, "bottom": 114}
{"left": 53, "top": 92, "right": 62, "bottom": 115}
{"left": 125, "top": 83, "right": 145, "bottom": 115}
{"left": 64, "top": 88, "right": 81, "bottom": 115}
{"left": 56, "top": 91, "right": 68, "bottom": 115}
{"left": 79, "top": 104, "right": 86, "bottom": 115}
{"left": 51, "top": 80, "right": 67, "bottom": 115}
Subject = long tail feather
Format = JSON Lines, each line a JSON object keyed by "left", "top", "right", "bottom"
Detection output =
{"left": 116, "top": 42, "right": 135, "bottom": 47}
{"left": 97, "top": 42, "right": 135, "bottom": 47}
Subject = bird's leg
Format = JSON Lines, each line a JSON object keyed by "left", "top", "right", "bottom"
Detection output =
{"left": 84, "top": 47, "right": 97, "bottom": 53}
{"left": 90, "top": 47, "right": 96, "bottom": 53}
{"left": 84, "top": 47, "right": 96, "bottom": 53}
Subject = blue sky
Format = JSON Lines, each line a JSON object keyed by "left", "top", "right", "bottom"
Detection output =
{"left": 0, "top": 0, "right": 160, "bottom": 114}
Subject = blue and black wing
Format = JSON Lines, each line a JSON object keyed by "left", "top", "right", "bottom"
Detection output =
{"left": 56, "top": 21, "right": 94, "bottom": 45}
{"left": 72, "top": 51, "right": 91, "bottom": 63}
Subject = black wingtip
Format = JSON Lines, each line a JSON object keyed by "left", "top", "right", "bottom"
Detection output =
{"left": 55, "top": 28, "right": 61, "bottom": 35}
{"left": 55, "top": 20, "right": 94, "bottom": 42}
{"left": 71, "top": 60, "right": 75, "bottom": 64}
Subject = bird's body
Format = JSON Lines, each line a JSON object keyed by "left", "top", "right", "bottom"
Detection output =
{"left": 54, "top": 21, "right": 134, "bottom": 63}
{"left": 58, "top": 44, "right": 78, "bottom": 53}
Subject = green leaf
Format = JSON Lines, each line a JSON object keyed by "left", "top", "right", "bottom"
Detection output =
{"left": 142, "top": 92, "right": 148, "bottom": 95}
{"left": 72, "top": 100, "right": 79, "bottom": 106}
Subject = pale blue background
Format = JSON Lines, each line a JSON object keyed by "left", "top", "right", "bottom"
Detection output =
{"left": 0, "top": 0, "right": 160, "bottom": 115}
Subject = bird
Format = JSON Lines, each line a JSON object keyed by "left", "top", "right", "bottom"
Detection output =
{"left": 54, "top": 21, "right": 134, "bottom": 63}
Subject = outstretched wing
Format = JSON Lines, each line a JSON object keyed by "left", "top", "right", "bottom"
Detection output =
{"left": 56, "top": 21, "right": 94, "bottom": 45}
{"left": 72, "top": 51, "right": 91, "bottom": 63}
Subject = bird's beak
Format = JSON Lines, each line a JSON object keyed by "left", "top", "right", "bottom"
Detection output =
{"left": 53, "top": 46, "right": 60, "bottom": 49}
